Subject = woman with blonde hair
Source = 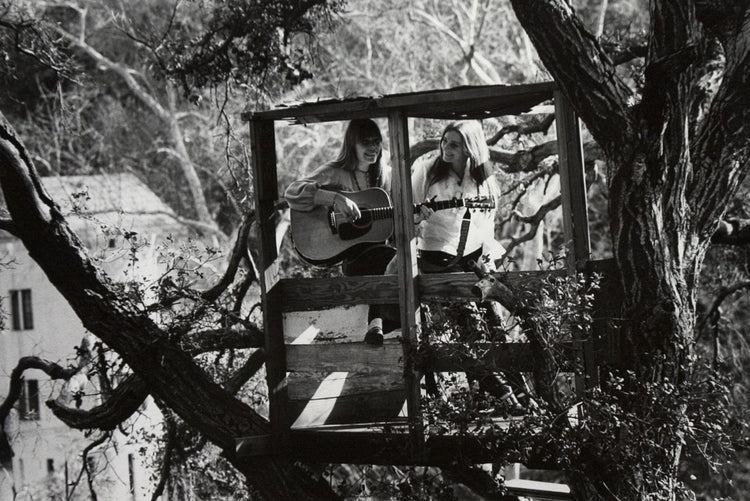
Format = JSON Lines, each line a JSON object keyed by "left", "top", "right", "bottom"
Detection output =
{"left": 414, "top": 120, "right": 501, "bottom": 272}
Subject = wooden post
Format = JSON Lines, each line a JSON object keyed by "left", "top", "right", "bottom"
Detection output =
{"left": 388, "top": 110, "right": 423, "bottom": 458}
{"left": 249, "top": 117, "right": 288, "bottom": 450}
{"left": 554, "top": 90, "right": 590, "bottom": 271}
{"left": 554, "top": 90, "right": 597, "bottom": 389}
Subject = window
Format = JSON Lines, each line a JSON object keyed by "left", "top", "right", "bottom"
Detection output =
{"left": 19, "top": 379, "right": 40, "bottom": 420}
{"left": 46, "top": 458, "right": 54, "bottom": 474}
{"left": 10, "top": 289, "right": 33, "bottom": 330}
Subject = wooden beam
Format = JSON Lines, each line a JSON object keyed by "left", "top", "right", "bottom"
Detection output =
{"left": 242, "top": 82, "right": 556, "bottom": 123}
{"left": 277, "top": 275, "right": 399, "bottom": 311}
{"left": 237, "top": 424, "right": 531, "bottom": 465}
{"left": 504, "top": 479, "right": 571, "bottom": 500}
{"left": 250, "top": 117, "right": 288, "bottom": 450}
{"left": 554, "top": 90, "right": 596, "bottom": 392}
{"left": 275, "top": 263, "right": 623, "bottom": 347}
{"left": 286, "top": 343, "right": 404, "bottom": 372}
{"left": 285, "top": 371, "right": 405, "bottom": 401}
{"left": 388, "top": 109, "right": 424, "bottom": 459}
{"left": 276, "top": 269, "right": 569, "bottom": 311}
{"left": 287, "top": 388, "right": 406, "bottom": 428}
{"left": 554, "top": 90, "right": 591, "bottom": 270}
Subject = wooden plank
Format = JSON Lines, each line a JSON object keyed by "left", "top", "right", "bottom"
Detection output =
{"left": 282, "top": 304, "right": 372, "bottom": 344}
{"left": 238, "top": 425, "right": 526, "bottom": 465}
{"left": 286, "top": 371, "right": 404, "bottom": 400}
{"left": 554, "top": 90, "right": 591, "bottom": 271}
{"left": 402, "top": 92, "right": 553, "bottom": 120}
{"left": 505, "top": 479, "right": 571, "bottom": 500}
{"left": 250, "top": 117, "right": 288, "bottom": 447}
{"left": 419, "top": 270, "right": 566, "bottom": 302}
{"left": 286, "top": 343, "right": 404, "bottom": 372}
{"left": 277, "top": 275, "right": 399, "bottom": 311}
{"left": 554, "top": 93, "right": 595, "bottom": 393}
{"left": 277, "top": 268, "right": 571, "bottom": 311}
{"left": 389, "top": 108, "right": 423, "bottom": 458}
{"left": 243, "top": 83, "right": 556, "bottom": 123}
{"left": 287, "top": 388, "right": 406, "bottom": 427}
{"left": 382, "top": 82, "right": 554, "bottom": 110}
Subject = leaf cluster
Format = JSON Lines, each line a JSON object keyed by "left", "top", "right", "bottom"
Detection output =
{"left": 155, "top": 0, "right": 347, "bottom": 96}
{"left": 418, "top": 268, "right": 737, "bottom": 499}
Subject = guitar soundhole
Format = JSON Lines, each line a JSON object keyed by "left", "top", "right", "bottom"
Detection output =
{"left": 338, "top": 213, "right": 373, "bottom": 240}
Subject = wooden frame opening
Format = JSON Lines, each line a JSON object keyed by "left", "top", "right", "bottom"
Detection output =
{"left": 237, "top": 83, "right": 618, "bottom": 466}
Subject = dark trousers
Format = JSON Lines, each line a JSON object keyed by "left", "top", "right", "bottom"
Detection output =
{"left": 418, "top": 247, "right": 482, "bottom": 273}
{"left": 342, "top": 244, "right": 397, "bottom": 325}
{"left": 418, "top": 248, "right": 516, "bottom": 402}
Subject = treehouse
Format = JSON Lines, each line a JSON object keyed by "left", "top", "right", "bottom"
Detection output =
{"left": 237, "top": 83, "right": 622, "bottom": 488}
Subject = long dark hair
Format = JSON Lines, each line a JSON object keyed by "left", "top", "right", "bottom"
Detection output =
{"left": 331, "top": 119, "right": 384, "bottom": 188}
{"left": 425, "top": 120, "right": 491, "bottom": 190}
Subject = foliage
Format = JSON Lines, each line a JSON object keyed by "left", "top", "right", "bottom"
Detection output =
{"left": 1, "top": 0, "right": 750, "bottom": 499}
{"left": 156, "top": 0, "right": 347, "bottom": 96}
{"left": 420, "top": 267, "right": 739, "bottom": 500}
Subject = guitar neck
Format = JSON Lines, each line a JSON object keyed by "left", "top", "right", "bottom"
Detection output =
{"left": 361, "top": 200, "right": 466, "bottom": 221}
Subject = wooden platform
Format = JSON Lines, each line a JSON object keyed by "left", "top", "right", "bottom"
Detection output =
{"left": 236, "top": 415, "right": 525, "bottom": 464}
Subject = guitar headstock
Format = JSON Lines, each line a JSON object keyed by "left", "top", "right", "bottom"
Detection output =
{"left": 463, "top": 196, "right": 496, "bottom": 211}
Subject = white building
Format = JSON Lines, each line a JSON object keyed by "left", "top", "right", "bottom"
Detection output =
{"left": 0, "top": 173, "right": 192, "bottom": 501}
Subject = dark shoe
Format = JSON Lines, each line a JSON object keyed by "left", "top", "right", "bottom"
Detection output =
{"left": 364, "top": 326, "right": 384, "bottom": 346}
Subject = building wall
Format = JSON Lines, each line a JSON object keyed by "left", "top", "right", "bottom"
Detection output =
{"left": 0, "top": 238, "right": 162, "bottom": 501}
{"left": 0, "top": 174, "right": 192, "bottom": 501}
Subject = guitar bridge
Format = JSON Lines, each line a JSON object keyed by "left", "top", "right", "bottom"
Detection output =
{"left": 328, "top": 208, "right": 338, "bottom": 235}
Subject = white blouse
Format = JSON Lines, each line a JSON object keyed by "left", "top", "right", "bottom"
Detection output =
{"left": 412, "top": 157, "right": 499, "bottom": 258}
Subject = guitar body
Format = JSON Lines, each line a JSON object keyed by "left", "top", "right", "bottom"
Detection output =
{"left": 290, "top": 188, "right": 394, "bottom": 266}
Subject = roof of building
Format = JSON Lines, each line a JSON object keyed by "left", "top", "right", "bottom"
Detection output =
{"left": 0, "top": 173, "right": 190, "bottom": 245}
{"left": 42, "top": 173, "right": 176, "bottom": 217}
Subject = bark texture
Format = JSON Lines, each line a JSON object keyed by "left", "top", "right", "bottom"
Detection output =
{"left": 510, "top": 0, "right": 750, "bottom": 499}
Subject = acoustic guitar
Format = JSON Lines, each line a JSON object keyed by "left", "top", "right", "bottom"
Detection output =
{"left": 290, "top": 187, "right": 495, "bottom": 265}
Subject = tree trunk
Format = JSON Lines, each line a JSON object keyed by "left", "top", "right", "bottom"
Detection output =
{"left": 509, "top": 0, "right": 750, "bottom": 499}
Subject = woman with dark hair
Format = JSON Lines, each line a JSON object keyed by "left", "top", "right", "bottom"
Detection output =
{"left": 285, "top": 119, "right": 396, "bottom": 345}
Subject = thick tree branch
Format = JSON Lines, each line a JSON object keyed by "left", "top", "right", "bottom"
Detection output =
{"left": 0, "top": 356, "right": 76, "bottom": 466}
{"left": 691, "top": 9, "right": 750, "bottom": 237}
{"left": 509, "top": 0, "right": 636, "bottom": 158}
{"left": 225, "top": 349, "right": 266, "bottom": 394}
{"left": 487, "top": 114, "right": 556, "bottom": 146}
{"left": 48, "top": 344, "right": 264, "bottom": 433}
{"left": 152, "top": 413, "right": 177, "bottom": 501}
{"left": 202, "top": 212, "right": 255, "bottom": 302}
{"left": 0, "top": 111, "right": 339, "bottom": 500}
{"left": 179, "top": 327, "right": 265, "bottom": 355}
{"left": 47, "top": 374, "right": 148, "bottom": 430}
{"left": 0, "top": 217, "right": 17, "bottom": 235}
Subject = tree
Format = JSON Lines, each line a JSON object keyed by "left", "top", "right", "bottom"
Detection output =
{"left": 0, "top": 1, "right": 347, "bottom": 499}
{"left": 502, "top": 0, "right": 750, "bottom": 499}
{"left": 2, "top": 0, "right": 750, "bottom": 499}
